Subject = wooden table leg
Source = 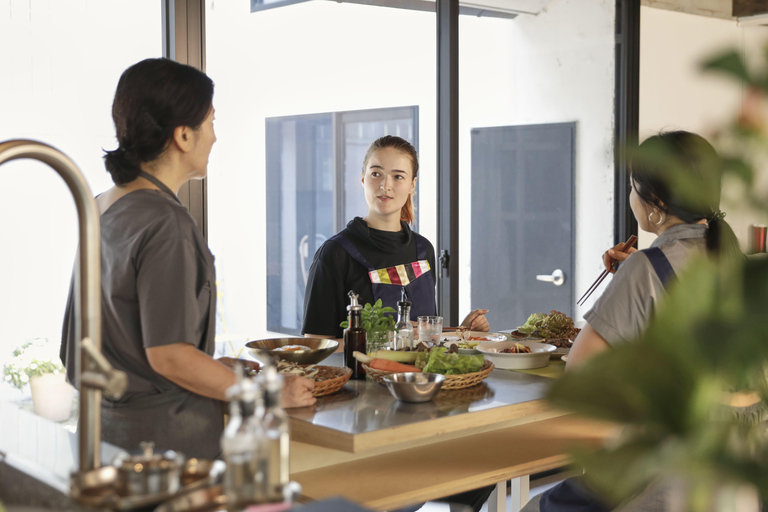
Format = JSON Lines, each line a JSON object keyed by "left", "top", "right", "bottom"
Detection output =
{"left": 509, "top": 476, "right": 530, "bottom": 512}
{"left": 487, "top": 481, "right": 507, "bottom": 512}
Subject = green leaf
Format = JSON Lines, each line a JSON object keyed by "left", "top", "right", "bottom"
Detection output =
{"left": 701, "top": 50, "right": 753, "bottom": 85}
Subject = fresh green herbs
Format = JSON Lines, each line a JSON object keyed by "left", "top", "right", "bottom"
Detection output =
{"left": 340, "top": 299, "right": 396, "bottom": 333}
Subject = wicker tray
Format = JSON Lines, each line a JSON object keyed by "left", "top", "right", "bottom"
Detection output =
{"left": 362, "top": 360, "right": 494, "bottom": 390}
{"left": 307, "top": 365, "right": 352, "bottom": 397}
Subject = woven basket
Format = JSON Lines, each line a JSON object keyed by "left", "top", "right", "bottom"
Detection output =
{"left": 362, "top": 360, "right": 494, "bottom": 390}
{"left": 309, "top": 366, "right": 352, "bottom": 397}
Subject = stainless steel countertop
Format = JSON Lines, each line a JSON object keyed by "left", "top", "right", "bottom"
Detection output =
{"left": 287, "top": 353, "right": 555, "bottom": 439}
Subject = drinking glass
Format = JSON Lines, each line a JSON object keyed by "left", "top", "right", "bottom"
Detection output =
{"left": 417, "top": 316, "right": 443, "bottom": 344}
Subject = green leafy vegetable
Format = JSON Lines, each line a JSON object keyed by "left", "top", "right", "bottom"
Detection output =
{"left": 519, "top": 310, "right": 579, "bottom": 339}
{"left": 533, "top": 310, "right": 578, "bottom": 339}
{"left": 339, "top": 299, "right": 396, "bottom": 333}
{"left": 518, "top": 312, "right": 546, "bottom": 335}
{"left": 415, "top": 347, "right": 484, "bottom": 375}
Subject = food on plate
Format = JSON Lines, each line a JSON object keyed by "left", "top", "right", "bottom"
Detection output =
{"left": 457, "top": 341, "right": 480, "bottom": 350}
{"left": 273, "top": 344, "right": 311, "bottom": 352}
{"left": 275, "top": 360, "right": 321, "bottom": 379}
{"left": 415, "top": 346, "right": 485, "bottom": 375}
{"left": 518, "top": 313, "right": 547, "bottom": 335}
{"left": 544, "top": 338, "right": 573, "bottom": 349}
{"left": 520, "top": 311, "right": 581, "bottom": 342}
{"left": 499, "top": 343, "right": 532, "bottom": 354}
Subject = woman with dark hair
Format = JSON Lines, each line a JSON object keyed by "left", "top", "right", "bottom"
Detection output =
{"left": 566, "top": 130, "right": 740, "bottom": 370}
{"left": 522, "top": 130, "right": 741, "bottom": 512}
{"left": 302, "top": 135, "right": 489, "bottom": 339}
{"left": 60, "top": 58, "right": 315, "bottom": 459}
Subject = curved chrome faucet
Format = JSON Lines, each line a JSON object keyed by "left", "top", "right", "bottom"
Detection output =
{"left": 0, "top": 140, "right": 126, "bottom": 478}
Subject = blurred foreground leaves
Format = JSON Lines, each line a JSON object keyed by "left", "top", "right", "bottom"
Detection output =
{"left": 546, "top": 47, "right": 768, "bottom": 508}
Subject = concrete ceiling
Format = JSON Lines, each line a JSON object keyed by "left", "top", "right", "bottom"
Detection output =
{"left": 641, "top": 0, "right": 733, "bottom": 20}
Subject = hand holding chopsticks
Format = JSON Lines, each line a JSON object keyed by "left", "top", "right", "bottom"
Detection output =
{"left": 576, "top": 235, "right": 638, "bottom": 306}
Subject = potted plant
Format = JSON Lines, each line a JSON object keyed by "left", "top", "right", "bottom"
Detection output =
{"left": 545, "top": 48, "right": 768, "bottom": 511}
{"left": 340, "top": 299, "right": 396, "bottom": 353}
{"left": 3, "top": 338, "right": 75, "bottom": 422}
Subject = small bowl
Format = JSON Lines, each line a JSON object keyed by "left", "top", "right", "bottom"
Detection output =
{"left": 476, "top": 340, "right": 555, "bottom": 370}
{"left": 245, "top": 338, "right": 338, "bottom": 365}
{"left": 383, "top": 372, "right": 446, "bottom": 403}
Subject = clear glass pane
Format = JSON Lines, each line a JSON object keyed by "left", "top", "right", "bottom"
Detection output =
{"left": 0, "top": 1, "right": 162, "bottom": 362}
{"left": 458, "top": 5, "right": 617, "bottom": 330}
{"left": 205, "top": 2, "right": 435, "bottom": 348}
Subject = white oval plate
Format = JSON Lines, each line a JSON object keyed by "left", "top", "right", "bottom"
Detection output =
{"left": 441, "top": 332, "right": 507, "bottom": 354}
{"left": 476, "top": 341, "right": 555, "bottom": 370}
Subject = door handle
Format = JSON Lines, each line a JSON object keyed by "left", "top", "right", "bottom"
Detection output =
{"left": 536, "top": 269, "right": 564, "bottom": 287}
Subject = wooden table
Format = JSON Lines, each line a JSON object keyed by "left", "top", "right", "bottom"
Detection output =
{"left": 287, "top": 356, "right": 614, "bottom": 511}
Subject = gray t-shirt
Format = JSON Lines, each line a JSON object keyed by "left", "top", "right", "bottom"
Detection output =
{"left": 61, "top": 189, "right": 217, "bottom": 401}
{"left": 584, "top": 223, "right": 707, "bottom": 345}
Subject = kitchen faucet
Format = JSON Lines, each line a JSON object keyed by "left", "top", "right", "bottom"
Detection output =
{"left": 0, "top": 140, "right": 127, "bottom": 482}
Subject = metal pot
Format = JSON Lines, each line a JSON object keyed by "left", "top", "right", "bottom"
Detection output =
{"left": 112, "top": 441, "right": 184, "bottom": 497}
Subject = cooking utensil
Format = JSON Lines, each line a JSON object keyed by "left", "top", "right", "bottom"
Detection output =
{"left": 245, "top": 338, "right": 338, "bottom": 365}
{"left": 382, "top": 372, "right": 445, "bottom": 402}
{"left": 112, "top": 441, "right": 184, "bottom": 497}
{"left": 577, "top": 235, "right": 637, "bottom": 306}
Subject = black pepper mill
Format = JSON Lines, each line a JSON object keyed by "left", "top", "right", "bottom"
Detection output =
{"left": 343, "top": 290, "right": 366, "bottom": 380}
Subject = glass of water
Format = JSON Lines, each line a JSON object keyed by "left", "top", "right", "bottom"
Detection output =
{"left": 417, "top": 316, "right": 443, "bottom": 345}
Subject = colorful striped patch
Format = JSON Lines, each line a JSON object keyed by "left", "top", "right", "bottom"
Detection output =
{"left": 369, "top": 260, "right": 431, "bottom": 285}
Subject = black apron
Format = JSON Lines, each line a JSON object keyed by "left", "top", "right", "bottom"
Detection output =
{"left": 330, "top": 231, "right": 437, "bottom": 319}
{"left": 100, "top": 171, "right": 224, "bottom": 459}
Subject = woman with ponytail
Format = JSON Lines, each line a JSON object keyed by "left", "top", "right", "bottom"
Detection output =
{"left": 524, "top": 131, "right": 743, "bottom": 512}
{"left": 566, "top": 130, "right": 741, "bottom": 371}
{"left": 302, "top": 135, "right": 489, "bottom": 340}
{"left": 60, "top": 58, "right": 314, "bottom": 459}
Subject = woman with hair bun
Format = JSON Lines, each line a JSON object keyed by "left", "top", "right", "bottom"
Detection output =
{"left": 302, "top": 135, "right": 489, "bottom": 341}
{"left": 60, "top": 58, "right": 315, "bottom": 459}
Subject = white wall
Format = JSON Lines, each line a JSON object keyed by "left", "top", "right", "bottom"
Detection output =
{"left": 0, "top": 1, "right": 161, "bottom": 364}
{"left": 639, "top": 6, "right": 768, "bottom": 250}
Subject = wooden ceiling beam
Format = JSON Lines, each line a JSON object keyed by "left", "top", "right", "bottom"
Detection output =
{"left": 733, "top": 0, "right": 768, "bottom": 17}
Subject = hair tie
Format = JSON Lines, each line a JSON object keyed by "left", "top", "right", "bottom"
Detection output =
{"left": 708, "top": 210, "right": 726, "bottom": 223}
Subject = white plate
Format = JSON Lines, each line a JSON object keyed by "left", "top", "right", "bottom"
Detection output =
{"left": 475, "top": 341, "right": 555, "bottom": 370}
{"left": 441, "top": 331, "right": 507, "bottom": 354}
{"left": 440, "top": 331, "right": 506, "bottom": 343}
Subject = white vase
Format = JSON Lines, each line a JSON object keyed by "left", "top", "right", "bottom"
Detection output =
{"left": 29, "top": 372, "right": 75, "bottom": 422}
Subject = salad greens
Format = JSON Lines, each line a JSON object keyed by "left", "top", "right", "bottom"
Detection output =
{"left": 519, "top": 310, "right": 579, "bottom": 339}
{"left": 339, "top": 299, "right": 396, "bottom": 333}
{"left": 415, "top": 347, "right": 484, "bottom": 375}
{"left": 518, "top": 312, "right": 546, "bottom": 335}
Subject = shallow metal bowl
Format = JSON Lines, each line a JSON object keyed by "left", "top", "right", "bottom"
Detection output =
{"left": 245, "top": 338, "right": 338, "bottom": 365}
{"left": 383, "top": 372, "right": 445, "bottom": 403}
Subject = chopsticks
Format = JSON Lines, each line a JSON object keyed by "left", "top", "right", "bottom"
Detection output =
{"left": 576, "top": 235, "right": 638, "bottom": 306}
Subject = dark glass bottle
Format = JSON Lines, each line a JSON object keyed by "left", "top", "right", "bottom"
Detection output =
{"left": 343, "top": 290, "right": 366, "bottom": 380}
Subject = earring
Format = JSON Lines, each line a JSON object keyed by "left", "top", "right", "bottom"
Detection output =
{"left": 648, "top": 209, "right": 664, "bottom": 226}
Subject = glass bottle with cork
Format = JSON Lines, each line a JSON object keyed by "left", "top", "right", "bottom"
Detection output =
{"left": 343, "top": 290, "right": 366, "bottom": 379}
